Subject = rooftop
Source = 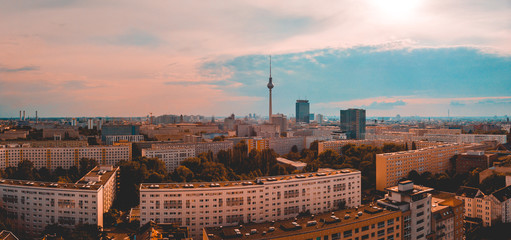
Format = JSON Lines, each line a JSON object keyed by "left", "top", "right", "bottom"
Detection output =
{"left": 0, "top": 165, "right": 118, "bottom": 191}
{"left": 204, "top": 205, "right": 399, "bottom": 240}
{"left": 455, "top": 186, "right": 482, "bottom": 198}
{"left": 492, "top": 185, "right": 511, "bottom": 202}
{"left": 141, "top": 169, "right": 360, "bottom": 190}
{"left": 380, "top": 143, "right": 463, "bottom": 156}
{"left": 385, "top": 184, "right": 434, "bottom": 196}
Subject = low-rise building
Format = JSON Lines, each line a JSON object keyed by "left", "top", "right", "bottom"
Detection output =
{"left": 104, "top": 135, "right": 144, "bottom": 145}
{"left": 454, "top": 185, "right": 511, "bottom": 227}
{"left": 204, "top": 204, "right": 402, "bottom": 240}
{"left": 455, "top": 151, "right": 497, "bottom": 174}
{"left": 275, "top": 157, "right": 307, "bottom": 171}
{"left": 0, "top": 165, "right": 118, "bottom": 237}
{"left": 430, "top": 197, "right": 464, "bottom": 240}
{"left": 139, "top": 169, "right": 361, "bottom": 239}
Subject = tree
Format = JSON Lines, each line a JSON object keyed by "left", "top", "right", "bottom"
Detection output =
{"left": 291, "top": 145, "right": 298, "bottom": 153}
{"left": 411, "top": 141, "right": 417, "bottom": 150}
{"left": 173, "top": 166, "right": 194, "bottom": 182}
{"left": 317, "top": 150, "right": 340, "bottom": 167}
{"left": 79, "top": 158, "right": 98, "bottom": 176}
{"left": 14, "top": 160, "right": 36, "bottom": 180}
{"left": 479, "top": 174, "right": 505, "bottom": 194}
{"left": 103, "top": 209, "right": 121, "bottom": 227}
{"left": 181, "top": 158, "right": 202, "bottom": 174}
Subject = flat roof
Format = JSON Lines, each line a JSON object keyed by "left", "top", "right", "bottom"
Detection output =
{"left": 141, "top": 169, "right": 360, "bottom": 190}
{"left": 385, "top": 184, "right": 434, "bottom": 195}
{"left": 276, "top": 158, "right": 307, "bottom": 168}
{"left": 0, "top": 166, "right": 118, "bottom": 191}
{"left": 204, "top": 205, "right": 399, "bottom": 240}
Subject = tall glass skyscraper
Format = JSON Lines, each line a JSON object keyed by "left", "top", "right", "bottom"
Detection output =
{"left": 340, "top": 108, "right": 366, "bottom": 139}
{"left": 296, "top": 100, "right": 310, "bottom": 123}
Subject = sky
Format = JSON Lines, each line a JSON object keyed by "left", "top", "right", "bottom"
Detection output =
{"left": 0, "top": 0, "right": 510, "bottom": 118}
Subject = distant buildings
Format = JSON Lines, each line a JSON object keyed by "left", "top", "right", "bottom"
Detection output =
{"left": 142, "top": 146, "right": 195, "bottom": 172}
{"left": 455, "top": 151, "right": 498, "bottom": 174}
{"left": 0, "top": 165, "right": 118, "bottom": 237}
{"left": 295, "top": 100, "right": 310, "bottom": 123}
{"left": 340, "top": 109, "right": 366, "bottom": 140}
{"left": 139, "top": 169, "right": 361, "bottom": 239}
{"left": 104, "top": 135, "right": 144, "bottom": 145}
{"left": 101, "top": 124, "right": 140, "bottom": 142}
{"left": 0, "top": 144, "right": 131, "bottom": 170}
{"left": 270, "top": 114, "right": 288, "bottom": 133}
{"left": 375, "top": 143, "right": 466, "bottom": 191}
{"left": 246, "top": 137, "right": 305, "bottom": 155}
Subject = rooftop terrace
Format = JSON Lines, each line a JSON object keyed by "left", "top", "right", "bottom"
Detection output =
{"left": 204, "top": 204, "right": 399, "bottom": 240}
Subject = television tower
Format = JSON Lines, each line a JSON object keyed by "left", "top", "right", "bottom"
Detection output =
{"left": 267, "top": 56, "right": 274, "bottom": 123}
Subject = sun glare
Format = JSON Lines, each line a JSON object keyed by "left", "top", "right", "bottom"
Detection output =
{"left": 368, "top": 0, "right": 422, "bottom": 21}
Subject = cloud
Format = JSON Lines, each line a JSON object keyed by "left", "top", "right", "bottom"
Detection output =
{"left": 0, "top": 66, "right": 39, "bottom": 72}
{"left": 362, "top": 100, "right": 406, "bottom": 110}
{"left": 450, "top": 101, "right": 465, "bottom": 106}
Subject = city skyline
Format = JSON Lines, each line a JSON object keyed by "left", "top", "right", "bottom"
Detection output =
{"left": 1, "top": 1, "right": 510, "bottom": 118}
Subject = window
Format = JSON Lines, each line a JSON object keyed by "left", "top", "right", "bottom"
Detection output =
{"left": 378, "top": 221, "right": 385, "bottom": 228}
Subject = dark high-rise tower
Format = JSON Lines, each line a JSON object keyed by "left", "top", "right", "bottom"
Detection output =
{"left": 296, "top": 100, "right": 310, "bottom": 123}
{"left": 340, "top": 108, "right": 366, "bottom": 139}
{"left": 267, "top": 56, "right": 274, "bottom": 123}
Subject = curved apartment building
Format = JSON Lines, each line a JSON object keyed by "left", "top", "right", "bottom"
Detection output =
{"left": 140, "top": 169, "right": 361, "bottom": 238}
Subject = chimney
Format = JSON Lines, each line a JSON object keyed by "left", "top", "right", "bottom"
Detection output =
{"left": 36, "top": 111, "right": 38, "bottom": 123}
{"left": 23, "top": 110, "right": 25, "bottom": 121}
{"left": 19, "top": 111, "right": 22, "bottom": 121}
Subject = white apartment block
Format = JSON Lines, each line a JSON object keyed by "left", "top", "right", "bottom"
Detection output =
{"left": 152, "top": 141, "right": 233, "bottom": 156}
{"left": 0, "top": 165, "right": 118, "bottom": 237}
{"left": 104, "top": 135, "right": 144, "bottom": 145}
{"left": 0, "top": 145, "right": 131, "bottom": 170}
{"left": 421, "top": 134, "right": 507, "bottom": 144}
{"left": 142, "top": 147, "right": 195, "bottom": 172}
{"left": 139, "top": 169, "right": 361, "bottom": 239}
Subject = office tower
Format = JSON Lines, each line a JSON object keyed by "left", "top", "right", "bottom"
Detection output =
{"left": 87, "top": 118, "right": 94, "bottom": 130}
{"left": 340, "top": 108, "right": 366, "bottom": 139}
{"left": 267, "top": 56, "right": 274, "bottom": 123}
{"left": 296, "top": 100, "right": 310, "bottom": 123}
{"left": 317, "top": 114, "right": 324, "bottom": 124}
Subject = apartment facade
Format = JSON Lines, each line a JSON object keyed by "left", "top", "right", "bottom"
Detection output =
{"left": 0, "top": 166, "right": 118, "bottom": 237}
{"left": 142, "top": 146, "right": 196, "bottom": 172}
{"left": 456, "top": 185, "right": 511, "bottom": 227}
{"left": 140, "top": 169, "right": 361, "bottom": 239}
{"left": 0, "top": 145, "right": 131, "bottom": 170}
{"left": 152, "top": 141, "right": 233, "bottom": 157}
{"left": 376, "top": 143, "right": 466, "bottom": 191}
{"left": 431, "top": 197, "right": 464, "bottom": 240}
{"left": 378, "top": 181, "right": 433, "bottom": 240}
{"left": 104, "top": 135, "right": 144, "bottom": 145}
